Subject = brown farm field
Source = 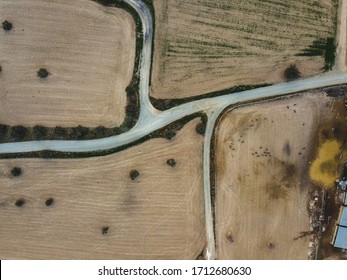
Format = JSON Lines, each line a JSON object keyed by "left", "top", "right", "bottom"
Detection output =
{"left": 151, "top": 0, "right": 337, "bottom": 99}
{"left": 0, "top": 119, "right": 206, "bottom": 259}
{"left": 213, "top": 92, "right": 342, "bottom": 260}
{"left": 0, "top": 0, "right": 135, "bottom": 128}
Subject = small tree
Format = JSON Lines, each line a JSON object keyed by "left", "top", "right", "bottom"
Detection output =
{"left": 92, "top": 126, "right": 108, "bottom": 139}
{"left": 284, "top": 64, "right": 301, "bottom": 81}
{"left": 101, "top": 226, "right": 109, "bottom": 235}
{"left": 130, "top": 170, "right": 139, "bottom": 181}
{"left": 33, "top": 125, "right": 48, "bottom": 140}
{"left": 166, "top": 159, "right": 176, "bottom": 167}
{"left": 2, "top": 20, "right": 12, "bottom": 31}
{"left": 71, "top": 125, "right": 89, "bottom": 140}
{"left": 15, "top": 199, "right": 25, "bottom": 207}
{"left": 11, "top": 167, "right": 22, "bottom": 177}
{"left": 53, "top": 126, "right": 67, "bottom": 139}
{"left": 45, "top": 198, "right": 54, "bottom": 206}
{"left": 37, "top": 68, "right": 49, "bottom": 78}
{"left": 10, "top": 125, "right": 28, "bottom": 141}
{"left": 196, "top": 122, "right": 206, "bottom": 136}
{"left": 164, "top": 130, "right": 176, "bottom": 140}
{"left": 0, "top": 124, "right": 9, "bottom": 140}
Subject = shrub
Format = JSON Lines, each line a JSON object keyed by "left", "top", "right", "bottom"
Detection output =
{"left": 166, "top": 159, "right": 176, "bottom": 167}
{"left": 101, "top": 226, "right": 109, "bottom": 235}
{"left": 71, "top": 125, "right": 89, "bottom": 140}
{"left": 33, "top": 125, "right": 48, "bottom": 140}
{"left": 15, "top": 199, "right": 25, "bottom": 207}
{"left": 0, "top": 124, "right": 9, "bottom": 140}
{"left": 37, "top": 68, "right": 49, "bottom": 78}
{"left": 10, "top": 125, "right": 28, "bottom": 141}
{"left": 284, "top": 64, "right": 301, "bottom": 81}
{"left": 130, "top": 170, "right": 139, "bottom": 181}
{"left": 196, "top": 122, "right": 206, "bottom": 136}
{"left": 92, "top": 126, "right": 108, "bottom": 139}
{"left": 164, "top": 130, "right": 176, "bottom": 140}
{"left": 53, "top": 126, "right": 67, "bottom": 139}
{"left": 45, "top": 198, "right": 54, "bottom": 206}
{"left": 11, "top": 167, "right": 22, "bottom": 177}
{"left": 2, "top": 20, "right": 12, "bottom": 31}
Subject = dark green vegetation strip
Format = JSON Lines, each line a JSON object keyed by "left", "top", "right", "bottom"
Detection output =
{"left": 0, "top": 0, "right": 144, "bottom": 143}
{"left": 150, "top": 84, "right": 272, "bottom": 111}
{"left": 297, "top": 0, "right": 339, "bottom": 71}
{"left": 298, "top": 37, "right": 337, "bottom": 71}
{"left": 0, "top": 112, "right": 207, "bottom": 160}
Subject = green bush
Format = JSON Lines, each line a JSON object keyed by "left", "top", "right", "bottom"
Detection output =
{"left": 164, "top": 130, "right": 176, "bottom": 140}
{"left": 53, "top": 126, "right": 68, "bottom": 139}
{"left": 130, "top": 170, "right": 139, "bottom": 181}
{"left": 37, "top": 68, "right": 49, "bottom": 78}
{"left": 284, "top": 65, "right": 301, "bottom": 81}
{"left": 10, "top": 125, "right": 28, "bottom": 141}
{"left": 2, "top": 20, "right": 12, "bottom": 31}
{"left": 33, "top": 125, "right": 48, "bottom": 140}
{"left": 11, "top": 167, "right": 22, "bottom": 177}
{"left": 0, "top": 124, "right": 9, "bottom": 140}
{"left": 71, "top": 125, "right": 89, "bottom": 140}
{"left": 166, "top": 159, "right": 176, "bottom": 167}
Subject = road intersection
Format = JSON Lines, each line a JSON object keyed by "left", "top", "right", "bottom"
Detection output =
{"left": 0, "top": 0, "right": 346, "bottom": 260}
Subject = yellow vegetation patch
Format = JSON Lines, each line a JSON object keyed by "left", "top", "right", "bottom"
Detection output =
{"left": 310, "top": 140, "right": 342, "bottom": 187}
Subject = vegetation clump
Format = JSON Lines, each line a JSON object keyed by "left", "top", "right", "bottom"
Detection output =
{"left": 298, "top": 37, "right": 336, "bottom": 71}
{"left": 15, "top": 199, "right": 25, "bottom": 207}
{"left": 284, "top": 64, "right": 301, "bottom": 81}
{"left": 71, "top": 125, "right": 89, "bottom": 140}
{"left": 0, "top": 124, "right": 8, "bottom": 140}
{"left": 37, "top": 68, "right": 49, "bottom": 78}
{"left": 102, "top": 226, "right": 109, "bottom": 235}
{"left": 45, "top": 198, "right": 54, "bottom": 206}
{"left": 10, "top": 125, "right": 28, "bottom": 141}
{"left": 2, "top": 20, "right": 12, "bottom": 31}
{"left": 11, "top": 167, "right": 22, "bottom": 177}
{"left": 33, "top": 125, "right": 48, "bottom": 140}
{"left": 164, "top": 130, "right": 176, "bottom": 140}
{"left": 130, "top": 170, "right": 139, "bottom": 181}
{"left": 53, "top": 126, "right": 67, "bottom": 139}
{"left": 91, "top": 126, "right": 108, "bottom": 139}
{"left": 196, "top": 122, "right": 206, "bottom": 136}
{"left": 166, "top": 159, "right": 176, "bottom": 167}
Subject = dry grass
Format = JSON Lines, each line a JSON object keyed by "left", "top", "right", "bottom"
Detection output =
{"left": 0, "top": 0, "right": 135, "bottom": 128}
{"left": 214, "top": 93, "right": 333, "bottom": 259}
{"left": 309, "top": 140, "right": 342, "bottom": 187}
{"left": 151, "top": 0, "right": 337, "bottom": 99}
{"left": 0, "top": 119, "right": 205, "bottom": 259}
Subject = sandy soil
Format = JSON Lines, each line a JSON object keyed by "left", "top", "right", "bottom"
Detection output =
{"left": 0, "top": 119, "right": 205, "bottom": 259}
{"left": 151, "top": 0, "right": 336, "bottom": 99}
{"left": 214, "top": 92, "right": 334, "bottom": 259}
{"left": 0, "top": 0, "right": 135, "bottom": 128}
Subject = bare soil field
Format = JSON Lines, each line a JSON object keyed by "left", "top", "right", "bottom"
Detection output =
{"left": 307, "top": 87, "right": 347, "bottom": 259}
{"left": 151, "top": 0, "right": 337, "bottom": 99}
{"left": 214, "top": 92, "right": 334, "bottom": 259}
{"left": 0, "top": 0, "right": 135, "bottom": 128}
{"left": 0, "top": 119, "right": 205, "bottom": 259}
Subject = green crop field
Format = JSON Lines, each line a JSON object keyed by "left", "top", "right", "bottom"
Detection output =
{"left": 151, "top": 0, "right": 338, "bottom": 99}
